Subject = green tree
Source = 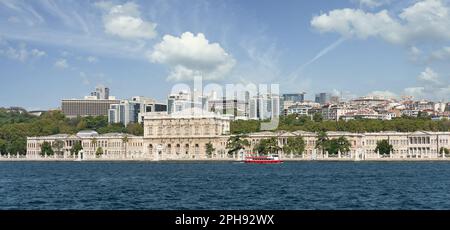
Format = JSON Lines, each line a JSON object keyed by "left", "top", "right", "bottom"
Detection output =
{"left": 40, "top": 141, "right": 54, "bottom": 157}
{"left": 325, "top": 136, "right": 351, "bottom": 155}
{"left": 230, "top": 120, "right": 260, "bottom": 134}
{"left": 91, "top": 137, "right": 97, "bottom": 149}
{"left": 122, "top": 135, "right": 129, "bottom": 158}
{"left": 375, "top": 139, "right": 394, "bottom": 156}
{"left": 95, "top": 146, "right": 104, "bottom": 158}
{"left": 205, "top": 142, "right": 215, "bottom": 158}
{"left": 97, "top": 123, "right": 126, "bottom": 134}
{"left": 7, "top": 138, "right": 26, "bottom": 156}
{"left": 76, "top": 119, "right": 88, "bottom": 130}
{"left": 439, "top": 147, "right": 450, "bottom": 156}
{"left": 70, "top": 141, "right": 83, "bottom": 157}
{"left": 126, "top": 123, "right": 144, "bottom": 136}
{"left": 336, "top": 136, "right": 351, "bottom": 154}
{"left": 52, "top": 140, "right": 65, "bottom": 156}
{"left": 254, "top": 137, "right": 280, "bottom": 156}
{"left": 0, "top": 139, "right": 7, "bottom": 156}
{"left": 315, "top": 130, "right": 329, "bottom": 156}
{"left": 283, "top": 136, "right": 306, "bottom": 157}
{"left": 226, "top": 135, "right": 250, "bottom": 156}
{"left": 313, "top": 113, "right": 323, "bottom": 122}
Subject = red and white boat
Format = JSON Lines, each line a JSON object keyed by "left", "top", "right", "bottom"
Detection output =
{"left": 244, "top": 154, "right": 283, "bottom": 164}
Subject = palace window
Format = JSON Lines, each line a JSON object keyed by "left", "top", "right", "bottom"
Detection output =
{"left": 148, "top": 126, "right": 153, "bottom": 135}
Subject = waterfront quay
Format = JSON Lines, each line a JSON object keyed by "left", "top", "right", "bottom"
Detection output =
{"left": 22, "top": 110, "right": 450, "bottom": 162}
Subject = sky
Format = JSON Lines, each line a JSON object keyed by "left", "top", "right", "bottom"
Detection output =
{"left": 0, "top": 0, "right": 450, "bottom": 110}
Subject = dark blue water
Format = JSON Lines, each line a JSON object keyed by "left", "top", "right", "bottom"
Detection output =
{"left": 1, "top": 161, "right": 450, "bottom": 210}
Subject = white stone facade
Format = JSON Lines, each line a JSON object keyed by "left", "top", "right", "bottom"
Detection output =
{"left": 25, "top": 112, "right": 450, "bottom": 161}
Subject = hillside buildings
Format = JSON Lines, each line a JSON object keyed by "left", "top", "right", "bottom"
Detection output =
{"left": 62, "top": 98, "right": 120, "bottom": 118}
{"left": 25, "top": 87, "right": 450, "bottom": 161}
{"left": 26, "top": 117, "right": 450, "bottom": 160}
{"left": 61, "top": 86, "right": 119, "bottom": 118}
{"left": 108, "top": 96, "right": 167, "bottom": 126}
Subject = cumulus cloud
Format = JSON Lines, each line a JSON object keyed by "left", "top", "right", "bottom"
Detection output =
{"left": 403, "top": 67, "right": 450, "bottom": 100}
{"left": 311, "top": 0, "right": 450, "bottom": 45}
{"left": 430, "top": 46, "right": 450, "bottom": 60}
{"left": 148, "top": 32, "right": 236, "bottom": 81}
{"left": 367, "top": 90, "right": 398, "bottom": 99}
{"left": 54, "top": 58, "right": 68, "bottom": 69}
{"left": 351, "top": 0, "right": 391, "bottom": 8}
{"left": 87, "top": 56, "right": 98, "bottom": 63}
{"left": 0, "top": 43, "right": 46, "bottom": 62}
{"left": 31, "top": 49, "right": 46, "bottom": 58}
{"left": 96, "top": 2, "right": 157, "bottom": 40}
{"left": 409, "top": 46, "right": 421, "bottom": 61}
{"left": 80, "top": 72, "right": 90, "bottom": 85}
{"left": 417, "top": 67, "right": 440, "bottom": 85}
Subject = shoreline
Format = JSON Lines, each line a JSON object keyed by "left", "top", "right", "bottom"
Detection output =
{"left": 1, "top": 158, "right": 450, "bottom": 162}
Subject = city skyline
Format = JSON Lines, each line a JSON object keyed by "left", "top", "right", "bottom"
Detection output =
{"left": 1, "top": 0, "right": 450, "bottom": 110}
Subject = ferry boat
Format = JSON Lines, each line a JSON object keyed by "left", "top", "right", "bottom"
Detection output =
{"left": 244, "top": 154, "right": 283, "bottom": 164}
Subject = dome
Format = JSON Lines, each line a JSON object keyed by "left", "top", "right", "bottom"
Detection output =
{"left": 76, "top": 130, "right": 99, "bottom": 138}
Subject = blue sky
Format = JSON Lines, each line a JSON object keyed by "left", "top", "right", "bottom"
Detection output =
{"left": 0, "top": 0, "right": 450, "bottom": 110}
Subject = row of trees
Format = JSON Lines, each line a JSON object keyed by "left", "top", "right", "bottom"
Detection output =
{"left": 0, "top": 109, "right": 143, "bottom": 156}
{"left": 40, "top": 140, "right": 84, "bottom": 157}
{"left": 224, "top": 131, "right": 395, "bottom": 157}
{"left": 230, "top": 114, "right": 450, "bottom": 134}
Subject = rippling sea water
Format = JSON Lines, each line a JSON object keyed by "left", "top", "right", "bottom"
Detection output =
{"left": 0, "top": 161, "right": 450, "bottom": 210}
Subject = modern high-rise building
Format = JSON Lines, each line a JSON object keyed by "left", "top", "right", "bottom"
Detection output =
{"left": 315, "top": 93, "right": 329, "bottom": 105}
{"left": 62, "top": 99, "right": 120, "bottom": 118}
{"left": 108, "top": 100, "right": 140, "bottom": 125}
{"left": 282, "top": 93, "right": 305, "bottom": 103}
{"left": 109, "top": 96, "right": 167, "bottom": 126}
{"left": 167, "top": 91, "right": 207, "bottom": 114}
{"left": 62, "top": 86, "right": 118, "bottom": 118}
{"left": 249, "top": 93, "right": 280, "bottom": 120}
{"left": 90, "top": 85, "right": 110, "bottom": 100}
{"left": 208, "top": 98, "right": 248, "bottom": 118}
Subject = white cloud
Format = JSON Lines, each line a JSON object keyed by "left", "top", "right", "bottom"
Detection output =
{"left": 0, "top": 0, "right": 45, "bottom": 26}
{"left": 148, "top": 32, "right": 236, "bottom": 81}
{"left": 404, "top": 87, "right": 425, "bottom": 98}
{"left": 0, "top": 43, "right": 46, "bottom": 62}
{"left": 31, "top": 49, "right": 46, "bottom": 58}
{"left": 97, "top": 2, "right": 157, "bottom": 40}
{"left": 94, "top": 1, "right": 115, "bottom": 11}
{"left": 367, "top": 90, "right": 398, "bottom": 99}
{"left": 87, "top": 56, "right": 98, "bottom": 63}
{"left": 403, "top": 67, "right": 450, "bottom": 100}
{"left": 351, "top": 0, "right": 391, "bottom": 8}
{"left": 430, "top": 46, "right": 450, "bottom": 60}
{"left": 7, "top": 16, "right": 20, "bottom": 23}
{"left": 78, "top": 71, "right": 108, "bottom": 86}
{"left": 54, "top": 58, "right": 68, "bottom": 69}
{"left": 311, "top": 0, "right": 450, "bottom": 45}
{"left": 80, "top": 72, "right": 90, "bottom": 85}
{"left": 409, "top": 46, "right": 421, "bottom": 61}
{"left": 417, "top": 67, "right": 440, "bottom": 84}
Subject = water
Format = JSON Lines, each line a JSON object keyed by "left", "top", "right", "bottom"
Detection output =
{"left": 1, "top": 161, "right": 450, "bottom": 210}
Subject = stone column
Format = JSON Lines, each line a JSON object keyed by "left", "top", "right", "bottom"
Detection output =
{"left": 338, "top": 150, "right": 341, "bottom": 159}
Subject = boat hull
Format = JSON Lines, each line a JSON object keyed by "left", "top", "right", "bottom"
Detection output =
{"left": 244, "top": 160, "right": 283, "bottom": 164}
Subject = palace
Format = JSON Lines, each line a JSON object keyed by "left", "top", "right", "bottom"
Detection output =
{"left": 26, "top": 111, "right": 450, "bottom": 160}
